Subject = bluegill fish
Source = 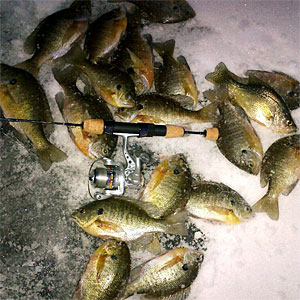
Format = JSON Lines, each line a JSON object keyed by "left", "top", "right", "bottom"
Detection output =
{"left": 253, "top": 134, "right": 300, "bottom": 221}
{"left": 112, "top": 11, "right": 154, "bottom": 94}
{"left": 55, "top": 44, "right": 136, "bottom": 108}
{"left": 71, "top": 197, "right": 187, "bottom": 242}
{"left": 16, "top": 0, "right": 91, "bottom": 77}
{"left": 153, "top": 39, "right": 198, "bottom": 108}
{"left": 84, "top": 8, "right": 127, "bottom": 63}
{"left": 73, "top": 240, "right": 131, "bottom": 300}
{"left": 109, "top": 0, "right": 196, "bottom": 23}
{"left": 205, "top": 62, "right": 297, "bottom": 133}
{"left": 116, "top": 93, "right": 216, "bottom": 125}
{"left": 141, "top": 153, "right": 192, "bottom": 218}
{"left": 0, "top": 63, "right": 67, "bottom": 171}
{"left": 123, "top": 248, "right": 203, "bottom": 299}
{"left": 52, "top": 63, "right": 117, "bottom": 159}
{"left": 203, "top": 88, "right": 263, "bottom": 175}
{"left": 245, "top": 70, "right": 300, "bottom": 110}
{"left": 186, "top": 181, "right": 254, "bottom": 224}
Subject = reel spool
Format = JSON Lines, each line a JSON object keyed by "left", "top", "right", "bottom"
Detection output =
{"left": 88, "top": 157, "right": 125, "bottom": 200}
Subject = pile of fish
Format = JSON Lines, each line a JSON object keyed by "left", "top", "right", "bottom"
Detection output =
{"left": 0, "top": 0, "right": 300, "bottom": 299}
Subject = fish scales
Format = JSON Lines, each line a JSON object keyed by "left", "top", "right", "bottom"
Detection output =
{"left": 123, "top": 248, "right": 203, "bottom": 299}
{"left": 186, "top": 181, "right": 253, "bottom": 224}
{"left": 253, "top": 134, "right": 300, "bottom": 220}
{"left": 141, "top": 154, "right": 192, "bottom": 218}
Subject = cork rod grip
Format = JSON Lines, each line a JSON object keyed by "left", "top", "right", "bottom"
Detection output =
{"left": 205, "top": 127, "right": 219, "bottom": 141}
{"left": 165, "top": 125, "right": 185, "bottom": 138}
{"left": 83, "top": 119, "right": 104, "bottom": 134}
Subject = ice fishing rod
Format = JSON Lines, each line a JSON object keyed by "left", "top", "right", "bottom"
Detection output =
{"left": 1, "top": 117, "right": 219, "bottom": 199}
{"left": 0, "top": 117, "right": 219, "bottom": 140}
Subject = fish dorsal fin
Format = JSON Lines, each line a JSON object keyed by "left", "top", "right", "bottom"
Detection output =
{"left": 23, "top": 18, "right": 47, "bottom": 55}
{"left": 55, "top": 92, "right": 65, "bottom": 113}
{"left": 141, "top": 286, "right": 191, "bottom": 300}
{"left": 247, "top": 73, "right": 272, "bottom": 88}
{"left": 153, "top": 40, "right": 175, "bottom": 57}
{"left": 177, "top": 55, "right": 191, "bottom": 71}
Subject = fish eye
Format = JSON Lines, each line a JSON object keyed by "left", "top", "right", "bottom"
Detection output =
{"left": 245, "top": 206, "right": 251, "bottom": 211}
{"left": 230, "top": 200, "right": 235, "bottom": 206}
{"left": 182, "top": 264, "right": 189, "bottom": 271}
{"left": 196, "top": 257, "right": 201, "bottom": 262}
{"left": 173, "top": 5, "right": 178, "bottom": 11}
{"left": 79, "top": 208, "right": 86, "bottom": 214}
{"left": 286, "top": 120, "right": 293, "bottom": 126}
{"left": 111, "top": 255, "right": 117, "bottom": 260}
{"left": 103, "top": 149, "right": 108, "bottom": 154}
{"left": 127, "top": 67, "right": 135, "bottom": 75}
{"left": 173, "top": 169, "right": 180, "bottom": 175}
{"left": 120, "top": 108, "right": 125, "bottom": 111}
{"left": 10, "top": 79, "right": 17, "bottom": 85}
{"left": 98, "top": 208, "right": 104, "bottom": 215}
{"left": 137, "top": 104, "right": 144, "bottom": 110}
{"left": 287, "top": 91, "right": 295, "bottom": 97}
{"left": 116, "top": 84, "right": 122, "bottom": 90}
{"left": 241, "top": 149, "right": 248, "bottom": 154}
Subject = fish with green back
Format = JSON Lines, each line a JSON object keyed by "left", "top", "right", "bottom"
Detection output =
{"left": 186, "top": 180, "right": 254, "bottom": 224}
{"left": 73, "top": 240, "right": 131, "bottom": 300}
{"left": 52, "top": 63, "right": 118, "bottom": 159}
{"left": 205, "top": 62, "right": 297, "bottom": 133}
{"left": 141, "top": 153, "right": 192, "bottom": 218}
{"left": 203, "top": 88, "right": 263, "bottom": 175}
{"left": 153, "top": 39, "right": 198, "bottom": 109}
{"left": 116, "top": 92, "right": 216, "bottom": 125}
{"left": 0, "top": 63, "right": 67, "bottom": 171}
{"left": 109, "top": 0, "right": 196, "bottom": 24}
{"left": 122, "top": 248, "right": 203, "bottom": 300}
{"left": 16, "top": 0, "right": 91, "bottom": 77}
{"left": 253, "top": 134, "right": 300, "bottom": 221}
{"left": 71, "top": 197, "right": 188, "bottom": 244}
{"left": 56, "top": 44, "right": 136, "bottom": 108}
{"left": 112, "top": 10, "right": 154, "bottom": 94}
{"left": 84, "top": 8, "right": 127, "bottom": 64}
{"left": 245, "top": 69, "right": 300, "bottom": 110}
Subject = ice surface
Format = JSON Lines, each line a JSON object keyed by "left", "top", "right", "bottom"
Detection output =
{"left": 0, "top": 0, "right": 299, "bottom": 299}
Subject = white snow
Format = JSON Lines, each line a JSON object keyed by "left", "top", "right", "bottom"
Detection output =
{"left": 1, "top": 0, "right": 299, "bottom": 300}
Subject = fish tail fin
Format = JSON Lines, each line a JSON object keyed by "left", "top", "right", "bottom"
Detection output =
{"left": 52, "top": 63, "right": 81, "bottom": 86}
{"left": 15, "top": 58, "right": 40, "bottom": 78}
{"left": 252, "top": 193, "right": 279, "bottom": 221}
{"left": 153, "top": 39, "right": 175, "bottom": 57}
{"left": 163, "top": 211, "right": 188, "bottom": 236}
{"left": 37, "top": 143, "right": 68, "bottom": 171}
{"left": 205, "top": 62, "right": 231, "bottom": 85}
{"left": 196, "top": 102, "right": 219, "bottom": 122}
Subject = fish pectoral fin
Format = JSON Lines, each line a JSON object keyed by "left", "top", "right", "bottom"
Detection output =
{"left": 94, "top": 220, "right": 124, "bottom": 233}
{"left": 126, "top": 48, "right": 145, "bottom": 69}
{"left": 158, "top": 255, "right": 184, "bottom": 272}
{"left": 282, "top": 180, "right": 299, "bottom": 196}
{"left": 141, "top": 286, "right": 191, "bottom": 300}
{"left": 96, "top": 254, "right": 107, "bottom": 278}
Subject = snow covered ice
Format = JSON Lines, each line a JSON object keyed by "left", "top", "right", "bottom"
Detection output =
{"left": 0, "top": 1, "right": 299, "bottom": 299}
